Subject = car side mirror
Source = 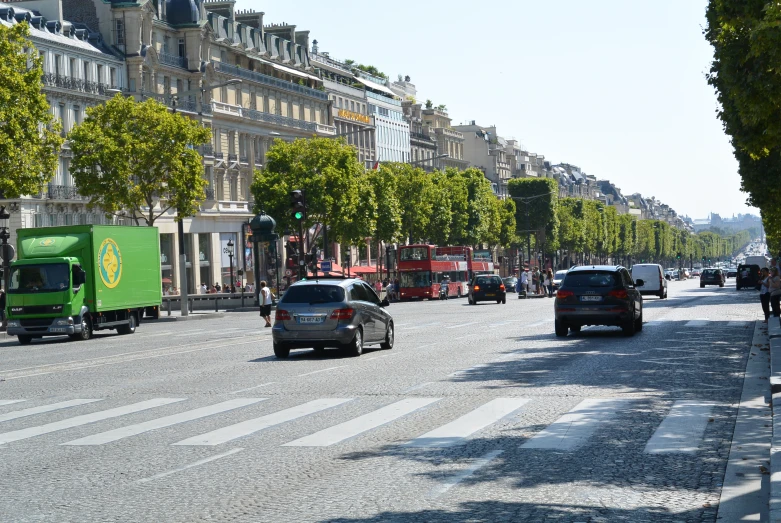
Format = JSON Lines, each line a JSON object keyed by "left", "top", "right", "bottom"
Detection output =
{"left": 635, "top": 279, "right": 644, "bottom": 287}
{"left": 380, "top": 298, "right": 390, "bottom": 307}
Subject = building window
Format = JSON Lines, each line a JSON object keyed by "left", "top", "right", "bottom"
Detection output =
{"left": 178, "top": 38, "right": 185, "bottom": 58}
{"left": 114, "top": 19, "right": 125, "bottom": 46}
{"left": 72, "top": 106, "right": 80, "bottom": 129}
{"left": 82, "top": 61, "right": 89, "bottom": 81}
{"left": 163, "top": 36, "right": 170, "bottom": 54}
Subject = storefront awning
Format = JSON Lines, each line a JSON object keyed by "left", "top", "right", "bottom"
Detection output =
{"left": 353, "top": 75, "right": 397, "bottom": 97}
{"left": 271, "top": 62, "right": 320, "bottom": 82}
{"left": 347, "top": 265, "right": 380, "bottom": 275}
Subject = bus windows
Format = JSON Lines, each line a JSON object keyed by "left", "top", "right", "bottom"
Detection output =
{"left": 400, "top": 247, "right": 430, "bottom": 261}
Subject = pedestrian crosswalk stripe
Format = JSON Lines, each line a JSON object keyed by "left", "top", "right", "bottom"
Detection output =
{"left": 173, "top": 398, "right": 352, "bottom": 446}
{"left": 644, "top": 400, "right": 718, "bottom": 454}
{"left": 0, "top": 398, "right": 184, "bottom": 445}
{"left": 283, "top": 398, "right": 440, "bottom": 447}
{"left": 62, "top": 398, "right": 265, "bottom": 446}
{"left": 0, "top": 399, "right": 101, "bottom": 424}
{"left": 727, "top": 321, "right": 748, "bottom": 327}
{"left": 685, "top": 319, "right": 710, "bottom": 327}
{"left": 0, "top": 400, "right": 26, "bottom": 407}
{"left": 407, "top": 398, "right": 530, "bottom": 448}
{"left": 521, "top": 398, "right": 631, "bottom": 450}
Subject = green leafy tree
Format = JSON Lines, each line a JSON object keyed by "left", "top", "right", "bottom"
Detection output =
{"left": 366, "top": 167, "right": 402, "bottom": 246}
{"left": 69, "top": 96, "right": 209, "bottom": 225}
{"left": 386, "top": 163, "right": 433, "bottom": 243}
{"left": 451, "top": 168, "right": 496, "bottom": 246}
{"left": 0, "top": 22, "right": 63, "bottom": 198}
{"left": 250, "top": 137, "right": 368, "bottom": 245}
{"left": 508, "top": 178, "right": 559, "bottom": 254}
{"left": 426, "top": 170, "right": 454, "bottom": 245}
{"left": 497, "top": 198, "right": 519, "bottom": 248}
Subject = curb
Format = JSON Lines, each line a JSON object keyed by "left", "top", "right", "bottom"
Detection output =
{"left": 767, "top": 319, "right": 781, "bottom": 522}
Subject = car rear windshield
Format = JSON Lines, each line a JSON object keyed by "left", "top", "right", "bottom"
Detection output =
{"left": 562, "top": 271, "right": 619, "bottom": 287}
{"left": 475, "top": 276, "right": 501, "bottom": 285}
{"left": 281, "top": 285, "right": 345, "bottom": 304}
{"left": 702, "top": 269, "right": 718, "bottom": 276}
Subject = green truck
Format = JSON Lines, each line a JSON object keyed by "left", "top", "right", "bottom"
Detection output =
{"left": 5, "top": 225, "right": 162, "bottom": 345}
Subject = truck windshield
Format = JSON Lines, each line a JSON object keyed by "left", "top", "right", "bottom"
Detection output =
{"left": 9, "top": 264, "right": 70, "bottom": 293}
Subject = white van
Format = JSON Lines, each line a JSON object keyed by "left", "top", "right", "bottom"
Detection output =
{"left": 631, "top": 264, "right": 667, "bottom": 299}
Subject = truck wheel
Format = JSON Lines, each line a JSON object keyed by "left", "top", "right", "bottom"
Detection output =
{"left": 17, "top": 335, "right": 32, "bottom": 345}
{"left": 118, "top": 313, "right": 136, "bottom": 335}
{"left": 71, "top": 317, "right": 92, "bottom": 341}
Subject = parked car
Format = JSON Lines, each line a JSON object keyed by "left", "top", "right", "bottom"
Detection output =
{"left": 503, "top": 276, "right": 518, "bottom": 294}
{"left": 736, "top": 264, "right": 761, "bottom": 291}
{"left": 691, "top": 268, "right": 701, "bottom": 277}
{"left": 554, "top": 265, "right": 644, "bottom": 337}
{"left": 631, "top": 263, "right": 667, "bottom": 299}
{"left": 468, "top": 274, "right": 506, "bottom": 305}
{"left": 552, "top": 270, "right": 569, "bottom": 291}
{"left": 272, "top": 278, "right": 393, "bottom": 358}
{"left": 700, "top": 268, "right": 725, "bottom": 288}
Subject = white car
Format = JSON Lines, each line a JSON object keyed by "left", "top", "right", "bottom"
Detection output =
{"left": 552, "top": 270, "right": 568, "bottom": 290}
{"left": 632, "top": 263, "right": 668, "bottom": 299}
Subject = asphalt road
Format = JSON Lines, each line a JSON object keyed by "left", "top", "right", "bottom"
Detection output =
{"left": 0, "top": 277, "right": 766, "bottom": 522}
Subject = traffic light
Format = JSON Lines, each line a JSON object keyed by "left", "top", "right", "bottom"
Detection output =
{"left": 701, "top": 256, "right": 706, "bottom": 262}
{"left": 676, "top": 252, "right": 681, "bottom": 260}
{"left": 290, "top": 189, "right": 306, "bottom": 221}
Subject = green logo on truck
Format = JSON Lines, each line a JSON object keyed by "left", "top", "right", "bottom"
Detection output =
{"left": 98, "top": 238, "right": 122, "bottom": 288}
{"left": 39, "top": 238, "right": 55, "bottom": 246}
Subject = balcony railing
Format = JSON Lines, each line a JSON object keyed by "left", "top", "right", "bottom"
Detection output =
{"left": 200, "top": 144, "right": 214, "bottom": 157}
{"left": 242, "top": 107, "right": 316, "bottom": 132}
{"left": 175, "top": 99, "right": 199, "bottom": 113}
{"left": 158, "top": 52, "right": 188, "bottom": 69}
{"left": 47, "top": 184, "right": 87, "bottom": 200}
{"left": 411, "top": 131, "right": 434, "bottom": 142}
{"left": 366, "top": 90, "right": 401, "bottom": 106}
{"left": 42, "top": 73, "right": 115, "bottom": 96}
{"left": 215, "top": 152, "right": 224, "bottom": 159}
{"left": 228, "top": 153, "right": 237, "bottom": 162}
{"left": 239, "top": 155, "right": 248, "bottom": 163}
{"left": 311, "top": 52, "right": 354, "bottom": 74}
{"left": 204, "top": 187, "right": 215, "bottom": 200}
{"left": 316, "top": 123, "right": 336, "bottom": 135}
{"left": 212, "top": 61, "right": 327, "bottom": 101}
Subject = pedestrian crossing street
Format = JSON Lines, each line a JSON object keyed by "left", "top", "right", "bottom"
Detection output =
{"left": 0, "top": 395, "right": 719, "bottom": 453}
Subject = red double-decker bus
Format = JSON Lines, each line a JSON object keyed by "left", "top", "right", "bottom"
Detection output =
{"left": 397, "top": 245, "right": 467, "bottom": 300}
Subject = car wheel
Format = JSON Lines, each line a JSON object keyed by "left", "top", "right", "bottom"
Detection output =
{"left": 502, "top": 297, "right": 506, "bottom": 304}
{"left": 555, "top": 320, "right": 568, "bottom": 337}
{"left": 700, "top": 283, "right": 705, "bottom": 288}
{"left": 569, "top": 325, "right": 581, "bottom": 333}
{"left": 634, "top": 309, "right": 643, "bottom": 332}
{"left": 457, "top": 289, "right": 462, "bottom": 299}
{"left": 17, "top": 335, "right": 32, "bottom": 346}
{"left": 117, "top": 313, "right": 136, "bottom": 335}
{"left": 70, "top": 316, "right": 92, "bottom": 341}
{"left": 658, "top": 290, "right": 665, "bottom": 299}
{"left": 381, "top": 322, "right": 394, "bottom": 350}
{"left": 736, "top": 285, "right": 741, "bottom": 290}
{"left": 719, "top": 283, "right": 724, "bottom": 288}
{"left": 273, "top": 342, "right": 290, "bottom": 359}
{"left": 622, "top": 312, "right": 636, "bottom": 336}
{"left": 496, "top": 299, "right": 501, "bottom": 304}
{"left": 347, "top": 327, "right": 363, "bottom": 357}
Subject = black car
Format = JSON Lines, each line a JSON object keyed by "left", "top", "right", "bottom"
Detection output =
{"left": 700, "top": 268, "right": 725, "bottom": 288}
{"left": 503, "top": 276, "right": 518, "bottom": 294}
{"left": 554, "top": 265, "right": 644, "bottom": 337}
{"left": 468, "top": 275, "right": 506, "bottom": 304}
{"left": 736, "top": 264, "right": 761, "bottom": 290}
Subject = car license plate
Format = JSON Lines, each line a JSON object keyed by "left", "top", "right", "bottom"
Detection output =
{"left": 49, "top": 327, "right": 67, "bottom": 333}
{"left": 580, "top": 296, "right": 602, "bottom": 302}
{"left": 485, "top": 293, "right": 495, "bottom": 297}
{"left": 298, "top": 316, "right": 324, "bottom": 324}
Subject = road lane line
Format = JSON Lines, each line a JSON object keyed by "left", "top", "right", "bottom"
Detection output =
{"left": 0, "top": 399, "right": 101, "bottom": 423}
{"left": 644, "top": 401, "right": 718, "bottom": 454}
{"left": 445, "top": 322, "right": 478, "bottom": 330}
{"left": 428, "top": 450, "right": 503, "bottom": 497}
{"left": 521, "top": 398, "right": 631, "bottom": 451}
{"left": 408, "top": 398, "right": 530, "bottom": 448}
{"left": 137, "top": 448, "right": 243, "bottom": 484}
{"left": 63, "top": 398, "right": 265, "bottom": 445}
{"left": 3, "top": 372, "right": 53, "bottom": 380}
{"left": 283, "top": 398, "right": 440, "bottom": 447}
{"left": 173, "top": 398, "right": 352, "bottom": 446}
{"left": 297, "top": 366, "right": 347, "bottom": 377}
{"left": 0, "top": 398, "right": 184, "bottom": 445}
{"left": 0, "top": 400, "right": 26, "bottom": 406}
{"left": 229, "top": 383, "right": 276, "bottom": 395}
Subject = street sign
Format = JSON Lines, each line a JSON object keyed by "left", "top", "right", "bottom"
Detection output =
{"left": 285, "top": 269, "right": 292, "bottom": 277}
{"left": 320, "top": 261, "right": 332, "bottom": 273}
{"left": 0, "top": 244, "right": 15, "bottom": 262}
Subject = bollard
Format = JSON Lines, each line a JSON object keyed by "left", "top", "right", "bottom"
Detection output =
{"left": 215, "top": 296, "right": 219, "bottom": 312}
{"left": 167, "top": 299, "right": 171, "bottom": 316}
{"left": 188, "top": 297, "right": 193, "bottom": 313}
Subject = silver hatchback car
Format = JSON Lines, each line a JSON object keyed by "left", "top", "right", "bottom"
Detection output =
{"left": 272, "top": 278, "right": 394, "bottom": 358}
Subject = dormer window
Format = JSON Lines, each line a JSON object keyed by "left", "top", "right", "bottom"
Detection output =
{"left": 114, "top": 19, "right": 125, "bottom": 46}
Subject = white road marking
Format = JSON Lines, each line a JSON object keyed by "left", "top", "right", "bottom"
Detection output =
{"left": 3, "top": 372, "right": 53, "bottom": 381}
{"left": 408, "top": 398, "right": 530, "bottom": 447}
{"left": 685, "top": 319, "right": 710, "bottom": 327}
{"left": 0, "top": 400, "right": 26, "bottom": 406}
{"left": 445, "top": 322, "right": 479, "bottom": 330}
{"left": 644, "top": 401, "right": 718, "bottom": 454}
{"left": 283, "top": 398, "right": 440, "bottom": 447}
{"left": 137, "top": 332, "right": 173, "bottom": 338}
{"left": 297, "top": 366, "right": 347, "bottom": 377}
{"left": 173, "top": 398, "right": 352, "bottom": 446}
{"left": 0, "top": 399, "right": 101, "bottom": 423}
{"left": 428, "top": 450, "right": 503, "bottom": 497}
{"left": 137, "top": 448, "right": 244, "bottom": 484}
{"left": 639, "top": 360, "right": 698, "bottom": 367}
{"left": 0, "top": 398, "right": 184, "bottom": 445}
{"left": 521, "top": 398, "right": 630, "bottom": 450}
{"left": 63, "top": 398, "right": 264, "bottom": 445}
{"left": 229, "top": 383, "right": 276, "bottom": 395}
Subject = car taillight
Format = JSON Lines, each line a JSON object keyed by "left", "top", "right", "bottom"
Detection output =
{"left": 330, "top": 308, "right": 355, "bottom": 320}
{"left": 473, "top": 285, "right": 481, "bottom": 291}
{"left": 499, "top": 284, "right": 505, "bottom": 290}
{"left": 556, "top": 289, "right": 574, "bottom": 299}
{"left": 608, "top": 289, "right": 628, "bottom": 299}
{"left": 275, "top": 309, "right": 291, "bottom": 321}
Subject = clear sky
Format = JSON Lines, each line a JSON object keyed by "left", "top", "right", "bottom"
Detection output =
{"left": 238, "top": 0, "right": 754, "bottom": 220}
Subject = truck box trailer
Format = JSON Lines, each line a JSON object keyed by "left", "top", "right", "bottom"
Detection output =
{"left": 5, "top": 225, "right": 162, "bottom": 345}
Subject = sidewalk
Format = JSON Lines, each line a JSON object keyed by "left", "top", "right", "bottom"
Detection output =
{"left": 768, "top": 319, "right": 781, "bottom": 521}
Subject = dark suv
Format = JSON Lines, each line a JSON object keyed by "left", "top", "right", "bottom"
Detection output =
{"left": 468, "top": 275, "right": 506, "bottom": 304}
{"left": 554, "top": 265, "right": 644, "bottom": 337}
{"left": 699, "top": 268, "right": 725, "bottom": 288}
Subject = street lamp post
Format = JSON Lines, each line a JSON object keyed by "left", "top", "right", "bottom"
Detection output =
{"left": 224, "top": 239, "right": 235, "bottom": 293}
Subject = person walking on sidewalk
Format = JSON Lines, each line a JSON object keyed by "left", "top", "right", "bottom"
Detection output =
{"left": 760, "top": 267, "right": 771, "bottom": 323}
{"left": 544, "top": 269, "right": 554, "bottom": 297}
{"left": 259, "top": 280, "right": 273, "bottom": 328}
{"left": 769, "top": 267, "right": 781, "bottom": 319}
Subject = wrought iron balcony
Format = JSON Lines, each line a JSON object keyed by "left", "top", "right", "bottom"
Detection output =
{"left": 42, "top": 73, "right": 115, "bottom": 96}
{"left": 204, "top": 187, "right": 215, "bottom": 200}
{"left": 47, "top": 184, "right": 86, "bottom": 200}
{"left": 239, "top": 155, "right": 248, "bottom": 163}
{"left": 158, "top": 52, "right": 188, "bottom": 70}
{"left": 228, "top": 154, "right": 238, "bottom": 162}
{"left": 175, "top": 99, "right": 198, "bottom": 113}
{"left": 200, "top": 144, "right": 214, "bottom": 157}
{"left": 212, "top": 61, "right": 328, "bottom": 101}
{"left": 242, "top": 108, "right": 317, "bottom": 132}
{"left": 214, "top": 152, "right": 224, "bottom": 159}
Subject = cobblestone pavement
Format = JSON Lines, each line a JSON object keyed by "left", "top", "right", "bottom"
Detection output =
{"left": 0, "top": 277, "right": 764, "bottom": 522}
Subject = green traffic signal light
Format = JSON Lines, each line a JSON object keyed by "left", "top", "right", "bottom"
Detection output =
{"left": 293, "top": 211, "right": 304, "bottom": 221}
